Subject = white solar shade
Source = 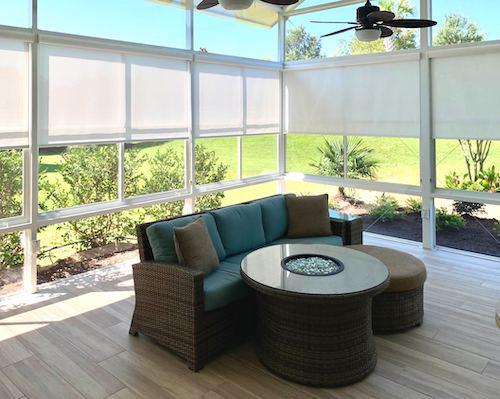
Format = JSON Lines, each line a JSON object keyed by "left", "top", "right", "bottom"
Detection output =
{"left": 129, "top": 55, "right": 189, "bottom": 140}
{"left": 195, "top": 62, "right": 280, "bottom": 137}
{"left": 195, "top": 63, "right": 243, "bottom": 136}
{"left": 432, "top": 51, "right": 500, "bottom": 140}
{"left": 0, "top": 39, "right": 29, "bottom": 148}
{"left": 39, "top": 45, "right": 190, "bottom": 145}
{"left": 245, "top": 69, "right": 280, "bottom": 134}
{"left": 285, "top": 60, "right": 420, "bottom": 137}
{"left": 39, "top": 45, "right": 125, "bottom": 145}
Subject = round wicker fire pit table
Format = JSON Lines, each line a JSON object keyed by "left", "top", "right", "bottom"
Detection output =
{"left": 241, "top": 244, "right": 389, "bottom": 387}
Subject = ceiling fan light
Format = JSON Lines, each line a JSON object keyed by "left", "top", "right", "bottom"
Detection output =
{"left": 355, "top": 28, "right": 381, "bottom": 42}
{"left": 219, "top": 0, "right": 254, "bottom": 10}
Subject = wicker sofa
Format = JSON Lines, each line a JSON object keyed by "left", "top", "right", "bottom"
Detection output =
{"left": 129, "top": 194, "right": 362, "bottom": 371}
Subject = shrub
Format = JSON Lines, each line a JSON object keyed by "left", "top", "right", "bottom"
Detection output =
{"left": 445, "top": 172, "right": 485, "bottom": 215}
{"left": 370, "top": 194, "right": 400, "bottom": 222}
{"left": 478, "top": 166, "right": 500, "bottom": 193}
{"left": 0, "top": 150, "right": 24, "bottom": 270}
{"left": 436, "top": 208, "right": 466, "bottom": 231}
{"left": 405, "top": 198, "right": 422, "bottom": 214}
{"left": 38, "top": 143, "right": 229, "bottom": 252}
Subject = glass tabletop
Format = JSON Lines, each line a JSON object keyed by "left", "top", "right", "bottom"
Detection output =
{"left": 241, "top": 244, "right": 389, "bottom": 296}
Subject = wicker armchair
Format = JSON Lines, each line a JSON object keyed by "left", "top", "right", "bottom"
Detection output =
{"left": 129, "top": 196, "right": 362, "bottom": 371}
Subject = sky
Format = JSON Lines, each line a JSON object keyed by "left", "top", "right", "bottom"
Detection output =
{"left": 0, "top": 0, "right": 498, "bottom": 60}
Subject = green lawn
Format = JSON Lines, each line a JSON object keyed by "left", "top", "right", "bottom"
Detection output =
{"left": 35, "top": 136, "right": 499, "bottom": 266}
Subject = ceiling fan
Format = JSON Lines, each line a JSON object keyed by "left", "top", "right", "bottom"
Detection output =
{"left": 312, "top": 0, "right": 437, "bottom": 42}
{"left": 197, "top": 0, "right": 299, "bottom": 11}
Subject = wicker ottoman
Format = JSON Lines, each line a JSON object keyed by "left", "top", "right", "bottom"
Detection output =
{"left": 348, "top": 245, "right": 427, "bottom": 334}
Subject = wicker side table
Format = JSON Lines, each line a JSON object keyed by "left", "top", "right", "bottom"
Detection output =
{"left": 329, "top": 210, "right": 363, "bottom": 245}
{"left": 241, "top": 244, "right": 389, "bottom": 387}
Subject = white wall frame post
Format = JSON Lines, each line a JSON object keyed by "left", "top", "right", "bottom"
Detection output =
{"left": 23, "top": 0, "right": 39, "bottom": 293}
{"left": 277, "top": 13, "right": 286, "bottom": 194}
{"left": 419, "top": 0, "right": 436, "bottom": 249}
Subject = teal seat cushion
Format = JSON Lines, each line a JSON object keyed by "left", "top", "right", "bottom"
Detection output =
{"left": 271, "top": 235, "right": 343, "bottom": 247}
{"left": 254, "top": 196, "right": 288, "bottom": 243}
{"left": 146, "top": 213, "right": 226, "bottom": 263}
{"left": 224, "top": 250, "right": 254, "bottom": 266}
{"left": 210, "top": 203, "right": 266, "bottom": 256}
{"left": 203, "top": 261, "right": 251, "bottom": 311}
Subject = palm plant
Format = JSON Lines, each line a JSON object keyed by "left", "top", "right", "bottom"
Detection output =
{"left": 311, "top": 137, "right": 380, "bottom": 196}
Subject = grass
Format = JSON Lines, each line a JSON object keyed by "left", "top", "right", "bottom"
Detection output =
{"left": 35, "top": 136, "right": 499, "bottom": 266}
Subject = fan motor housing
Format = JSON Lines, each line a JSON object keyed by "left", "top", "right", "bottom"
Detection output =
{"left": 357, "top": 3, "right": 380, "bottom": 25}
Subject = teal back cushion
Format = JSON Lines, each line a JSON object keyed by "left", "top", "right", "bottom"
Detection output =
{"left": 255, "top": 195, "right": 288, "bottom": 243}
{"left": 210, "top": 203, "right": 266, "bottom": 256}
{"left": 146, "top": 213, "right": 226, "bottom": 263}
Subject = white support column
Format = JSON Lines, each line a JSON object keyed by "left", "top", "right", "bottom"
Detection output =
{"left": 277, "top": 13, "right": 286, "bottom": 195}
{"left": 419, "top": 0, "right": 436, "bottom": 249}
{"left": 24, "top": 0, "right": 39, "bottom": 293}
{"left": 118, "top": 143, "right": 126, "bottom": 201}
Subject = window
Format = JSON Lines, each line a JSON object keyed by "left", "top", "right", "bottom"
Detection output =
{"left": 124, "top": 140, "right": 186, "bottom": 197}
{"left": 194, "top": 9, "right": 278, "bottom": 60}
{"left": 0, "top": 149, "right": 23, "bottom": 220}
{"left": 38, "top": 144, "right": 119, "bottom": 212}
{"left": 349, "top": 136, "right": 420, "bottom": 185}
{"left": 195, "top": 137, "right": 238, "bottom": 183}
{"left": 432, "top": 50, "right": 500, "bottom": 192}
{"left": 431, "top": 0, "right": 496, "bottom": 47}
{"left": 435, "top": 199, "right": 499, "bottom": 258}
{"left": 435, "top": 140, "right": 499, "bottom": 191}
{"left": 0, "top": 0, "right": 31, "bottom": 28}
{"left": 285, "top": 1, "right": 419, "bottom": 61}
{"left": 286, "top": 134, "right": 343, "bottom": 176}
{"left": 38, "top": 0, "right": 187, "bottom": 48}
{"left": 242, "top": 134, "right": 277, "bottom": 178}
{"left": 196, "top": 182, "right": 278, "bottom": 212}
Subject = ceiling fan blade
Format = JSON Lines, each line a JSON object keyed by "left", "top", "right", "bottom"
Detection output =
{"left": 260, "top": 0, "right": 299, "bottom": 5}
{"left": 384, "top": 19, "right": 437, "bottom": 28}
{"left": 321, "top": 26, "right": 356, "bottom": 38}
{"left": 310, "top": 20, "right": 358, "bottom": 25}
{"left": 379, "top": 26, "right": 393, "bottom": 38}
{"left": 367, "top": 10, "right": 395, "bottom": 23}
{"left": 196, "top": 0, "right": 219, "bottom": 9}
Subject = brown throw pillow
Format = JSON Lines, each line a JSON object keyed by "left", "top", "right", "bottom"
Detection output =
{"left": 286, "top": 194, "right": 332, "bottom": 238}
{"left": 173, "top": 218, "right": 219, "bottom": 274}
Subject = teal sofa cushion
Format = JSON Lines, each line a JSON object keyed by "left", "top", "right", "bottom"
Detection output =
{"left": 146, "top": 214, "right": 226, "bottom": 263}
{"left": 210, "top": 203, "right": 266, "bottom": 256}
{"left": 203, "top": 261, "right": 251, "bottom": 311}
{"left": 254, "top": 196, "right": 288, "bottom": 243}
{"left": 224, "top": 250, "right": 254, "bottom": 266}
{"left": 272, "top": 235, "right": 343, "bottom": 247}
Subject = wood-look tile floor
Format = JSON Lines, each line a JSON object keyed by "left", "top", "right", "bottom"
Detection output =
{"left": 1, "top": 235, "right": 500, "bottom": 399}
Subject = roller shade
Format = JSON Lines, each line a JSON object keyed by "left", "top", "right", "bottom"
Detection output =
{"left": 284, "top": 60, "right": 420, "bottom": 137}
{"left": 194, "top": 62, "right": 280, "bottom": 137}
{"left": 39, "top": 44, "right": 189, "bottom": 145}
{"left": 0, "top": 38, "right": 29, "bottom": 148}
{"left": 432, "top": 51, "right": 500, "bottom": 140}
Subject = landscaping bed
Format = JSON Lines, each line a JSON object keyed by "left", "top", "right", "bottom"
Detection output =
{"left": 362, "top": 213, "right": 500, "bottom": 257}
{"left": 0, "top": 242, "right": 139, "bottom": 296}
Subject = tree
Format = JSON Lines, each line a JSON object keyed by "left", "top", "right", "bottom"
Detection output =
{"left": 346, "top": 0, "right": 416, "bottom": 55}
{"left": 285, "top": 26, "right": 322, "bottom": 61}
{"left": 311, "top": 137, "right": 380, "bottom": 196}
{"left": 433, "top": 13, "right": 484, "bottom": 46}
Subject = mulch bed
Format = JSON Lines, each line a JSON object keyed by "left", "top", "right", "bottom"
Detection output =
{"left": 362, "top": 213, "right": 500, "bottom": 257}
